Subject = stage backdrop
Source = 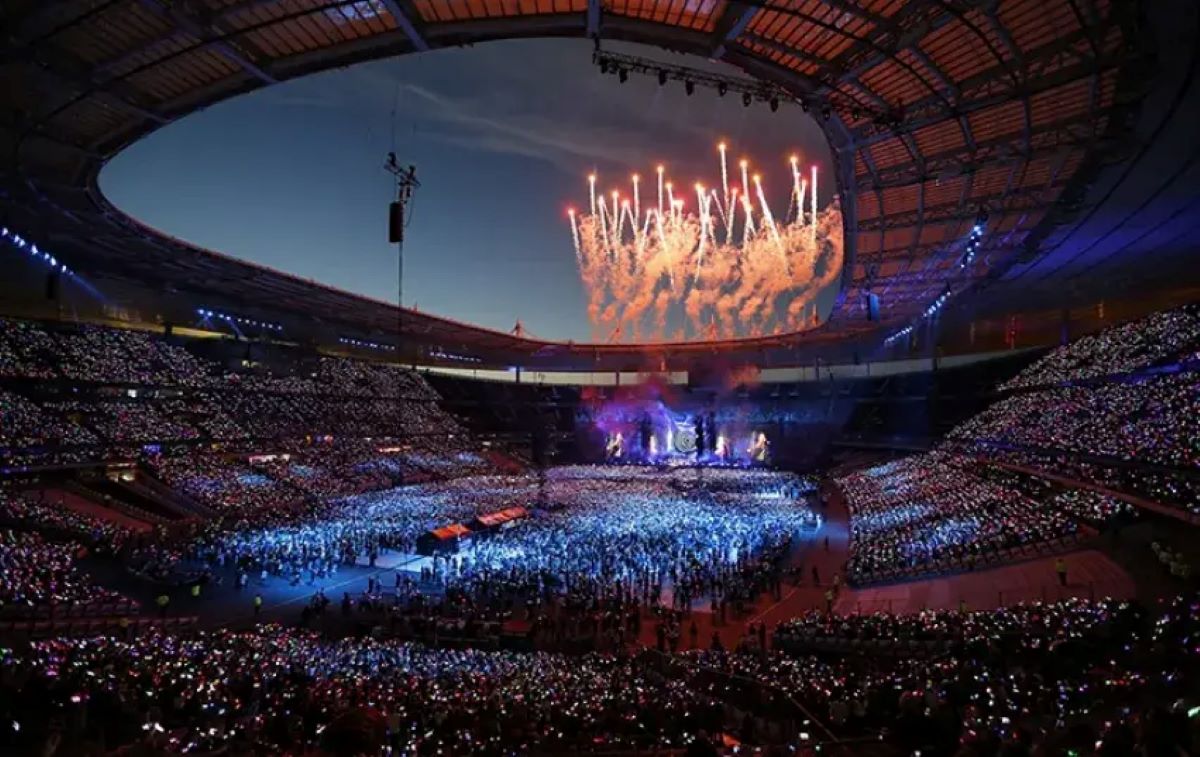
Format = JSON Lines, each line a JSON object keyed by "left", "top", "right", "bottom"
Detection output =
{"left": 574, "top": 384, "right": 851, "bottom": 469}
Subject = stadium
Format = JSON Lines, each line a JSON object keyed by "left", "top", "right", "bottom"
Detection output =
{"left": 0, "top": 0, "right": 1198, "bottom": 754}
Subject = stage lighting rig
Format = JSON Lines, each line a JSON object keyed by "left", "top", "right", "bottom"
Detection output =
{"left": 591, "top": 46, "right": 896, "bottom": 126}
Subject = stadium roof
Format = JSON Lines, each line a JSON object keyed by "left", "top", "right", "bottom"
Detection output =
{"left": 1, "top": 0, "right": 1196, "bottom": 369}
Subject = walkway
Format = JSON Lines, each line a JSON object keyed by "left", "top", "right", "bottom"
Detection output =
{"left": 837, "top": 549, "right": 1134, "bottom": 614}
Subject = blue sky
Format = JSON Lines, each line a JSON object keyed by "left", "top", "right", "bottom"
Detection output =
{"left": 101, "top": 38, "right": 834, "bottom": 341}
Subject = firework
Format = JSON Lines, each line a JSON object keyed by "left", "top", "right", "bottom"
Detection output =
{"left": 568, "top": 143, "right": 844, "bottom": 342}
{"left": 811, "top": 165, "right": 818, "bottom": 244}
{"left": 568, "top": 207, "right": 581, "bottom": 265}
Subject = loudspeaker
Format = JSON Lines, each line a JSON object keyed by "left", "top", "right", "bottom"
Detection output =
{"left": 388, "top": 201, "right": 404, "bottom": 243}
{"left": 867, "top": 292, "right": 881, "bottom": 321}
{"left": 45, "top": 272, "right": 60, "bottom": 301}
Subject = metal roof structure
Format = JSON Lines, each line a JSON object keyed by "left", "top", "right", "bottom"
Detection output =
{"left": 1, "top": 0, "right": 1195, "bottom": 369}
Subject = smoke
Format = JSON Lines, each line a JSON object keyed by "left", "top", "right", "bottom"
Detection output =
{"left": 569, "top": 149, "right": 844, "bottom": 342}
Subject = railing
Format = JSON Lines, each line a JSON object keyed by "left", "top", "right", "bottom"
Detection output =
{"left": 131, "top": 469, "right": 215, "bottom": 518}
{"left": 0, "top": 598, "right": 140, "bottom": 621}
{"left": 0, "top": 615, "right": 198, "bottom": 640}
{"left": 63, "top": 479, "right": 170, "bottom": 527}
{"left": 775, "top": 634, "right": 951, "bottom": 658}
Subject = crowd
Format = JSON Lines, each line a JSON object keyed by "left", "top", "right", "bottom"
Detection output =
{"left": 999, "top": 304, "right": 1200, "bottom": 390}
{"left": 545, "top": 464, "right": 818, "bottom": 491}
{"left": 774, "top": 596, "right": 1131, "bottom": 649}
{"left": 838, "top": 453, "right": 1079, "bottom": 582}
{"left": 182, "top": 475, "right": 493, "bottom": 582}
{"left": 951, "top": 371, "right": 1200, "bottom": 469}
{"left": 3, "top": 306, "right": 1200, "bottom": 754}
{"left": 949, "top": 441, "right": 1200, "bottom": 518}
{"left": 438, "top": 475, "right": 814, "bottom": 616}
{"left": 0, "top": 388, "right": 97, "bottom": 451}
{"left": 148, "top": 451, "right": 313, "bottom": 520}
{"left": 822, "top": 308, "right": 1199, "bottom": 574}
{"left": 682, "top": 594, "right": 1197, "bottom": 754}
{"left": 918, "top": 306, "right": 1200, "bottom": 526}
{"left": 0, "top": 318, "right": 475, "bottom": 474}
{"left": 0, "top": 626, "right": 727, "bottom": 755}
{"left": 147, "top": 438, "right": 497, "bottom": 523}
{"left": 1048, "top": 487, "right": 1134, "bottom": 524}
{"left": 46, "top": 399, "right": 203, "bottom": 445}
{"left": 0, "top": 318, "right": 448, "bottom": 397}
{"left": 0, "top": 529, "right": 132, "bottom": 612}
{"left": 247, "top": 440, "right": 399, "bottom": 500}
{"left": 187, "top": 468, "right": 819, "bottom": 622}
{"left": 1, "top": 594, "right": 1195, "bottom": 755}
{"left": 970, "top": 463, "right": 1135, "bottom": 525}
{"left": 0, "top": 488, "right": 136, "bottom": 553}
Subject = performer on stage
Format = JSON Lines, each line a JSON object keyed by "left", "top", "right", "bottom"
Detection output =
{"left": 606, "top": 432, "right": 625, "bottom": 460}
{"left": 748, "top": 431, "right": 770, "bottom": 463}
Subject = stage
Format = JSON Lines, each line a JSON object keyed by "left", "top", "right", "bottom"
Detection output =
{"left": 595, "top": 404, "right": 774, "bottom": 467}
{"left": 574, "top": 374, "right": 850, "bottom": 470}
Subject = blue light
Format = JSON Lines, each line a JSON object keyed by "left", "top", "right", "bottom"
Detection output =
{"left": 887, "top": 213, "right": 988, "bottom": 343}
{"left": 197, "top": 307, "right": 281, "bottom": 331}
{"left": 3, "top": 228, "right": 82, "bottom": 282}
